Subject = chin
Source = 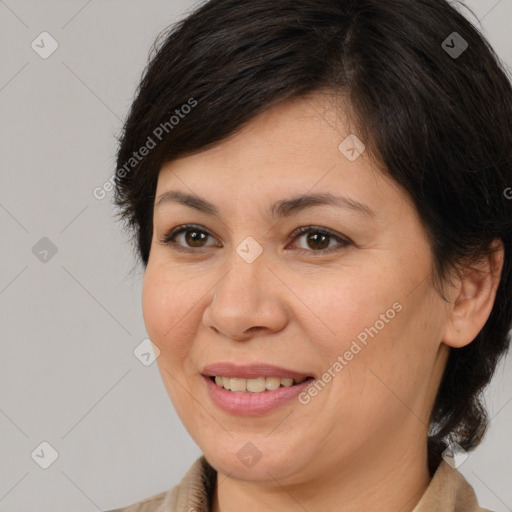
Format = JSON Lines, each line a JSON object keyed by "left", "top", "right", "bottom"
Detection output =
{"left": 201, "top": 437, "right": 313, "bottom": 484}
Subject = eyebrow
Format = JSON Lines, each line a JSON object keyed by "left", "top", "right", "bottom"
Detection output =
{"left": 155, "top": 190, "right": 376, "bottom": 219}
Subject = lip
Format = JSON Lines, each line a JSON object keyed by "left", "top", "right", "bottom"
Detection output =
{"left": 201, "top": 362, "right": 312, "bottom": 381}
{"left": 202, "top": 374, "right": 315, "bottom": 416}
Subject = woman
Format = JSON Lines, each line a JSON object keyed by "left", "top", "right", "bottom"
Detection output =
{"left": 108, "top": 0, "right": 512, "bottom": 510}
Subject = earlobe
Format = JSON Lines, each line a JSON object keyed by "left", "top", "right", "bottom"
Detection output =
{"left": 442, "top": 239, "right": 504, "bottom": 349}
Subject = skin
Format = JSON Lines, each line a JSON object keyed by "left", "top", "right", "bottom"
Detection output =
{"left": 142, "top": 92, "right": 504, "bottom": 512}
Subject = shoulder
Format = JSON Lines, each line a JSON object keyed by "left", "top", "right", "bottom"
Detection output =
{"left": 412, "top": 460, "right": 495, "bottom": 512}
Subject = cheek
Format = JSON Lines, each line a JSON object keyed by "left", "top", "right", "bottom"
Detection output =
{"left": 141, "top": 269, "right": 167, "bottom": 341}
{"left": 297, "top": 266, "right": 403, "bottom": 361}
{"left": 306, "top": 263, "right": 439, "bottom": 397}
{"left": 141, "top": 264, "right": 199, "bottom": 363}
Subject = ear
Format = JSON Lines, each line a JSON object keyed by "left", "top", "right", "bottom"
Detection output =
{"left": 442, "top": 239, "right": 504, "bottom": 349}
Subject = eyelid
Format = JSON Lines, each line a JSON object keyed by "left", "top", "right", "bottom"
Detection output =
{"left": 159, "top": 224, "right": 220, "bottom": 250}
{"left": 159, "top": 224, "right": 352, "bottom": 253}
{"left": 290, "top": 225, "right": 352, "bottom": 244}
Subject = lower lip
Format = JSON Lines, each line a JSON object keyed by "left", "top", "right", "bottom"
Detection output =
{"left": 202, "top": 375, "right": 314, "bottom": 416}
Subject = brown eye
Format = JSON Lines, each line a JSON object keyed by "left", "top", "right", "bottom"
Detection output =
{"left": 160, "top": 224, "right": 351, "bottom": 255}
{"left": 160, "top": 225, "right": 219, "bottom": 250}
{"left": 183, "top": 229, "right": 208, "bottom": 247}
{"left": 289, "top": 226, "right": 351, "bottom": 254}
{"left": 303, "top": 232, "right": 331, "bottom": 250}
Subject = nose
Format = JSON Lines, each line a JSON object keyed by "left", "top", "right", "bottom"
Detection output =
{"left": 202, "top": 251, "right": 289, "bottom": 341}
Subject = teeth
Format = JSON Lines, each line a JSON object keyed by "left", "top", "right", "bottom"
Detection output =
{"left": 212, "top": 376, "right": 307, "bottom": 393}
{"left": 265, "top": 377, "right": 281, "bottom": 391}
{"left": 230, "top": 378, "right": 247, "bottom": 392}
{"left": 247, "top": 377, "right": 266, "bottom": 393}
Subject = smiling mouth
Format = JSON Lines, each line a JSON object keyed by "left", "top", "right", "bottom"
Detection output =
{"left": 210, "top": 375, "right": 313, "bottom": 393}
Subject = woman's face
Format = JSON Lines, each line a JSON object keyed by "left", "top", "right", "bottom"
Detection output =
{"left": 142, "top": 93, "right": 452, "bottom": 483}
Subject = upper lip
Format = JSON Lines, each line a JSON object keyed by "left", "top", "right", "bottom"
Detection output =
{"left": 201, "top": 362, "right": 313, "bottom": 380}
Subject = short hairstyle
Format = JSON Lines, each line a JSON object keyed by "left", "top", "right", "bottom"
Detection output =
{"left": 113, "top": 0, "right": 512, "bottom": 475}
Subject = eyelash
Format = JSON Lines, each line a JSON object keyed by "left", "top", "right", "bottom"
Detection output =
{"left": 158, "top": 224, "right": 352, "bottom": 255}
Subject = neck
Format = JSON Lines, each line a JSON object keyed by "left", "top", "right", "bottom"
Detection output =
{"left": 211, "top": 443, "right": 432, "bottom": 512}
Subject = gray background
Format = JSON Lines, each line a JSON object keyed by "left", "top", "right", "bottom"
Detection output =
{"left": 0, "top": 1, "right": 511, "bottom": 511}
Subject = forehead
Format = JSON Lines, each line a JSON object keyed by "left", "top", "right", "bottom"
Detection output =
{"left": 154, "top": 92, "right": 409, "bottom": 221}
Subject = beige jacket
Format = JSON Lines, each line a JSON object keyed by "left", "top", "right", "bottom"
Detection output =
{"left": 107, "top": 455, "right": 493, "bottom": 512}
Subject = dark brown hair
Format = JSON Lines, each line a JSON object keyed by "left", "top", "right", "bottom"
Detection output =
{"left": 114, "top": 0, "right": 512, "bottom": 475}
